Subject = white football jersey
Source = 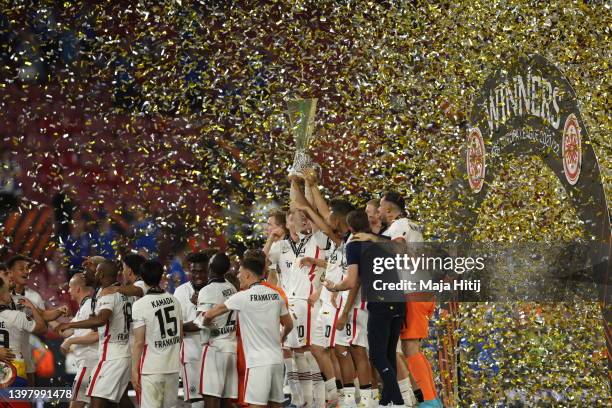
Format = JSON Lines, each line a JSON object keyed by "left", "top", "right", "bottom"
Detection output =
{"left": 269, "top": 232, "right": 326, "bottom": 299}
{"left": 173, "top": 282, "right": 205, "bottom": 361}
{"left": 225, "top": 284, "right": 288, "bottom": 368}
{"left": 132, "top": 292, "right": 182, "bottom": 374}
{"left": 320, "top": 235, "right": 349, "bottom": 307}
{"left": 131, "top": 280, "right": 149, "bottom": 304}
{"left": 268, "top": 238, "right": 296, "bottom": 291}
{"left": 95, "top": 292, "right": 131, "bottom": 360}
{"left": 0, "top": 307, "right": 35, "bottom": 360}
{"left": 11, "top": 287, "right": 45, "bottom": 373}
{"left": 70, "top": 297, "right": 98, "bottom": 366}
{"left": 197, "top": 279, "right": 237, "bottom": 352}
{"left": 382, "top": 217, "right": 423, "bottom": 244}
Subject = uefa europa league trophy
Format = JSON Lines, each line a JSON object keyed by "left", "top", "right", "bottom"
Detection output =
{"left": 286, "top": 98, "right": 318, "bottom": 177}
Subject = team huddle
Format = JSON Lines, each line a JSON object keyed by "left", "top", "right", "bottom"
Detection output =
{"left": 0, "top": 170, "right": 441, "bottom": 408}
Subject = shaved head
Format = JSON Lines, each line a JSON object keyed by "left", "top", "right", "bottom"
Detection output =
{"left": 69, "top": 273, "right": 87, "bottom": 289}
{"left": 96, "top": 260, "right": 119, "bottom": 286}
{"left": 68, "top": 272, "right": 91, "bottom": 302}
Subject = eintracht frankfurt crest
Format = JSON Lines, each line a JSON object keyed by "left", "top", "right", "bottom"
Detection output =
{"left": 562, "top": 113, "right": 581, "bottom": 185}
{"left": 467, "top": 127, "right": 485, "bottom": 193}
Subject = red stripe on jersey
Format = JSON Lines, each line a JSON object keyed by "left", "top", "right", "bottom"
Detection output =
{"left": 306, "top": 302, "right": 312, "bottom": 346}
{"left": 330, "top": 297, "right": 344, "bottom": 346}
{"left": 307, "top": 247, "right": 321, "bottom": 281}
{"left": 199, "top": 345, "right": 209, "bottom": 394}
{"left": 360, "top": 300, "right": 366, "bottom": 310}
{"left": 72, "top": 367, "right": 86, "bottom": 401}
{"left": 87, "top": 333, "right": 110, "bottom": 396}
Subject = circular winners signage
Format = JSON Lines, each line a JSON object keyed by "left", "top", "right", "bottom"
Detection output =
{"left": 466, "top": 127, "right": 485, "bottom": 192}
{"left": 562, "top": 113, "right": 582, "bottom": 185}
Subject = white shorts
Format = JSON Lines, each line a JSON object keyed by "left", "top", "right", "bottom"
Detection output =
{"left": 199, "top": 345, "right": 238, "bottom": 398}
{"left": 312, "top": 301, "right": 344, "bottom": 348}
{"left": 87, "top": 357, "right": 130, "bottom": 403}
{"left": 140, "top": 372, "right": 180, "bottom": 408}
{"left": 244, "top": 364, "right": 284, "bottom": 405}
{"left": 335, "top": 307, "right": 368, "bottom": 348}
{"left": 180, "top": 343, "right": 203, "bottom": 402}
{"left": 286, "top": 299, "right": 317, "bottom": 348}
{"left": 71, "top": 363, "right": 95, "bottom": 403}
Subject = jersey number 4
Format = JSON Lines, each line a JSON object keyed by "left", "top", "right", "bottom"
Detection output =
{"left": 155, "top": 305, "right": 178, "bottom": 339}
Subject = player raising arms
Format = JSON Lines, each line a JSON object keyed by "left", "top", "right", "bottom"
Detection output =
{"left": 379, "top": 191, "right": 441, "bottom": 408}
{"left": 131, "top": 260, "right": 183, "bottom": 408}
{"left": 264, "top": 209, "right": 306, "bottom": 408}
{"left": 204, "top": 257, "right": 293, "bottom": 408}
{"left": 196, "top": 252, "right": 238, "bottom": 408}
{"left": 58, "top": 273, "right": 99, "bottom": 408}
{"left": 58, "top": 260, "right": 132, "bottom": 408}
{"left": 294, "top": 170, "right": 368, "bottom": 408}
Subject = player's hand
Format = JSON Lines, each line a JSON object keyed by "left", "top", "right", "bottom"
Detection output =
{"left": 60, "top": 339, "right": 72, "bottom": 355}
{"left": 307, "top": 291, "right": 319, "bottom": 307}
{"left": 100, "top": 286, "right": 120, "bottom": 296}
{"left": 288, "top": 173, "right": 303, "bottom": 183}
{"left": 337, "top": 312, "right": 349, "bottom": 331}
{"left": 270, "top": 227, "right": 285, "bottom": 241}
{"left": 18, "top": 298, "right": 35, "bottom": 311}
{"left": 0, "top": 347, "right": 15, "bottom": 363}
{"left": 330, "top": 292, "right": 339, "bottom": 309}
{"left": 131, "top": 371, "right": 141, "bottom": 394}
{"left": 56, "top": 305, "right": 69, "bottom": 316}
{"left": 303, "top": 168, "right": 318, "bottom": 185}
{"left": 202, "top": 312, "right": 213, "bottom": 326}
{"left": 300, "top": 257, "right": 317, "bottom": 268}
{"left": 352, "top": 232, "right": 383, "bottom": 242}
{"left": 322, "top": 279, "right": 336, "bottom": 292}
{"left": 56, "top": 322, "right": 71, "bottom": 334}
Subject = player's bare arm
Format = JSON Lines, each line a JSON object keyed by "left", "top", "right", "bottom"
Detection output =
{"left": 280, "top": 312, "right": 294, "bottom": 343}
{"left": 263, "top": 228, "right": 284, "bottom": 255}
{"left": 203, "top": 304, "right": 229, "bottom": 325}
{"left": 100, "top": 284, "right": 144, "bottom": 298}
{"left": 337, "top": 283, "right": 360, "bottom": 330}
{"left": 308, "top": 286, "right": 322, "bottom": 307}
{"left": 289, "top": 175, "right": 303, "bottom": 212}
{"left": 57, "top": 309, "right": 112, "bottom": 332}
{"left": 303, "top": 168, "right": 331, "bottom": 220}
{"left": 294, "top": 199, "right": 338, "bottom": 244}
{"left": 19, "top": 297, "right": 47, "bottom": 335}
{"left": 182, "top": 321, "right": 201, "bottom": 332}
{"left": 41, "top": 305, "right": 68, "bottom": 322}
{"left": 300, "top": 257, "right": 327, "bottom": 268}
{"left": 324, "top": 265, "right": 359, "bottom": 292}
{"left": 60, "top": 331, "right": 98, "bottom": 355}
{"left": 266, "top": 267, "right": 279, "bottom": 287}
{"left": 130, "top": 326, "right": 146, "bottom": 394}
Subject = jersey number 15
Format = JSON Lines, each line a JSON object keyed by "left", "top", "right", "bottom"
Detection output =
{"left": 155, "top": 306, "right": 178, "bottom": 339}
